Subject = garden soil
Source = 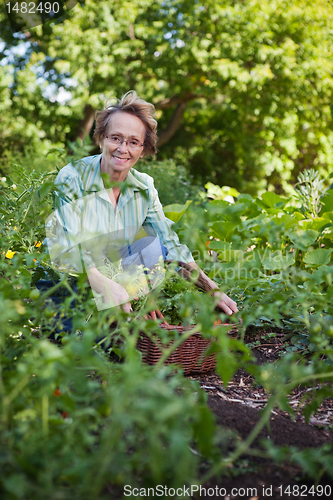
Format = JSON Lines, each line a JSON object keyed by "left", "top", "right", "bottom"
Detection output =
{"left": 189, "top": 333, "right": 333, "bottom": 500}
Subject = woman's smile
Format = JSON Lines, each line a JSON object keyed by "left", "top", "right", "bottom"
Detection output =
{"left": 112, "top": 155, "right": 131, "bottom": 162}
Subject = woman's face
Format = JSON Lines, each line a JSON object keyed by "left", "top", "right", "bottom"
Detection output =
{"left": 100, "top": 111, "right": 146, "bottom": 178}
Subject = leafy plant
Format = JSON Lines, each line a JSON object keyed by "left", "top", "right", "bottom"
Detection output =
{"left": 294, "top": 169, "right": 327, "bottom": 217}
{"left": 2, "top": 158, "right": 333, "bottom": 497}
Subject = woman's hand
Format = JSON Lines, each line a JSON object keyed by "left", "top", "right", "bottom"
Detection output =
{"left": 144, "top": 307, "right": 168, "bottom": 325}
{"left": 210, "top": 290, "right": 238, "bottom": 316}
{"left": 186, "top": 262, "right": 239, "bottom": 316}
{"left": 87, "top": 267, "right": 132, "bottom": 313}
{"left": 103, "top": 279, "right": 132, "bottom": 313}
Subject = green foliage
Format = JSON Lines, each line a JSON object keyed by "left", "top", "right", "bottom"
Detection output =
{"left": 1, "top": 0, "right": 333, "bottom": 192}
{"left": 1, "top": 0, "right": 333, "bottom": 483}
{"left": 2, "top": 161, "right": 333, "bottom": 495}
{"left": 294, "top": 169, "right": 328, "bottom": 217}
{"left": 177, "top": 172, "right": 333, "bottom": 447}
{"left": 0, "top": 165, "right": 218, "bottom": 498}
{"left": 0, "top": 334, "right": 214, "bottom": 498}
{"left": 138, "top": 159, "right": 202, "bottom": 206}
{"left": 132, "top": 269, "right": 199, "bottom": 326}
{"left": 163, "top": 200, "right": 192, "bottom": 223}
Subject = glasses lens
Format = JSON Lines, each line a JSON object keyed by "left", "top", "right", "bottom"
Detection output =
{"left": 108, "top": 135, "right": 143, "bottom": 150}
{"left": 129, "top": 140, "right": 141, "bottom": 149}
{"left": 109, "top": 135, "right": 121, "bottom": 145}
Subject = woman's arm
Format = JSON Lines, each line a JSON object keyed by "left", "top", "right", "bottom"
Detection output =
{"left": 47, "top": 167, "right": 96, "bottom": 273}
{"left": 186, "top": 262, "right": 238, "bottom": 316}
{"left": 136, "top": 174, "right": 238, "bottom": 315}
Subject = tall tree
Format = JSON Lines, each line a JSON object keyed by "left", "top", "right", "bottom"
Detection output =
{"left": 0, "top": 0, "right": 332, "bottom": 192}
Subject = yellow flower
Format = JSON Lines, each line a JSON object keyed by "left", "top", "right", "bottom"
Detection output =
{"left": 6, "top": 250, "right": 16, "bottom": 259}
{"left": 14, "top": 226, "right": 18, "bottom": 230}
{"left": 35, "top": 241, "right": 42, "bottom": 248}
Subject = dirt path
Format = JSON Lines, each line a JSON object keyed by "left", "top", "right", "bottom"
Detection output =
{"left": 189, "top": 334, "right": 333, "bottom": 500}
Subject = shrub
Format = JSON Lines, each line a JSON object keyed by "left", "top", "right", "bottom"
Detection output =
{"left": 2, "top": 153, "right": 333, "bottom": 497}
{"left": 138, "top": 158, "right": 203, "bottom": 206}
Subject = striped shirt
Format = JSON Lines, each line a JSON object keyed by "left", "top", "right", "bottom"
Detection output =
{"left": 45, "top": 154, "right": 194, "bottom": 273}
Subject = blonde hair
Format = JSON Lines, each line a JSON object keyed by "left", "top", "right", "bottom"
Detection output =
{"left": 94, "top": 91, "right": 158, "bottom": 156}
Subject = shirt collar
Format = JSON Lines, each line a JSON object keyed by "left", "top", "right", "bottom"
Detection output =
{"left": 126, "top": 169, "right": 149, "bottom": 191}
{"left": 81, "top": 155, "right": 149, "bottom": 201}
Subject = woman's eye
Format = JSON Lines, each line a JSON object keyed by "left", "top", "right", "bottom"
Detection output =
{"left": 111, "top": 135, "right": 121, "bottom": 142}
{"left": 130, "top": 140, "right": 139, "bottom": 147}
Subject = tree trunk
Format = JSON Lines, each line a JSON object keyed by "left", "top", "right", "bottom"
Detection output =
{"left": 155, "top": 93, "right": 197, "bottom": 147}
{"left": 157, "top": 102, "right": 188, "bottom": 147}
{"left": 75, "top": 104, "right": 95, "bottom": 142}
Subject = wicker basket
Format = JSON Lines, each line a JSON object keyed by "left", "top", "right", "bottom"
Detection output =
{"left": 136, "top": 260, "right": 239, "bottom": 374}
{"left": 137, "top": 323, "right": 237, "bottom": 375}
{"left": 137, "top": 325, "right": 212, "bottom": 374}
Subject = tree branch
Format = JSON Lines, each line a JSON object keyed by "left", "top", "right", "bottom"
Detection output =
{"left": 157, "top": 102, "right": 188, "bottom": 147}
{"left": 75, "top": 104, "right": 95, "bottom": 142}
{"left": 155, "top": 93, "right": 196, "bottom": 110}
{"left": 74, "top": 94, "right": 197, "bottom": 148}
{"left": 156, "top": 93, "right": 197, "bottom": 147}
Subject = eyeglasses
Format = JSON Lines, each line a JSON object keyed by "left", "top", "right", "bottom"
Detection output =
{"left": 104, "top": 134, "right": 144, "bottom": 150}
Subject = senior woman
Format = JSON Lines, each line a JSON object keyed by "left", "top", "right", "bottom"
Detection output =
{"left": 46, "top": 91, "right": 238, "bottom": 318}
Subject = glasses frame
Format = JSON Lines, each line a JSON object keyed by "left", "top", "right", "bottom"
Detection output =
{"left": 104, "top": 134, "right": 145, "bottom": 150}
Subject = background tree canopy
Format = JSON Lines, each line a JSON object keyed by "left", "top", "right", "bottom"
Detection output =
{"left": 0, "top": 0, "right": 332, "bottom": 193}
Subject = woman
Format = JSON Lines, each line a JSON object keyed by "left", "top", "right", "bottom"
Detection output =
{"left": 47, "top": 91, "right": 238, "bottom": 317}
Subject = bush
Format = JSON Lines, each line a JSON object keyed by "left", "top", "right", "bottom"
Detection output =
{"left": 2, "top": 155, "right": 333, "bottom": 497}
{"left": 137, "top": 158, "right": 203, "bottom": 206}
{"left": 0, "top": 152, "right": 218, "bottom": 499}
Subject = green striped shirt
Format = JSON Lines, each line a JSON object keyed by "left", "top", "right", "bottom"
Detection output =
{"left": 45, "top": 154, "right": 194, "bottom": 273}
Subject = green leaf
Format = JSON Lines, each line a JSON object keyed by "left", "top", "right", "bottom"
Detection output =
{"left": 299, "top": 218, "right": 329, "bottom": 231}
{"left": 209, "top": 200, "right": 247, "bottom": 220}
{"left": 208, "top": 240, "right": 231, "bottom": 251}
{"left": 321, "top": 211, "right": 333, "bottom": 222}
{"left": 163, "top": 200, "right": 192, "bottom": 223}
{"left": 286, "top": 229, "right": 319, "bottom": 251}
{"left": 303, "top": 387, "right": 333, "bottom": 423}
{"left": 38, "top": 181, "right": 54, "bottom": 201}
{"left": 3, "top": 474, "right": 26, "bottom": 498}
{"left": 261, "top": 250, "right": 295, "bottom": 270}
{"left": 319, "top": 190, "right": 333, "bottom": 214}
{"left": 259, "top": 192, "right": 288, "bottom": 209}
{"left": 58, "top": 393, "right": 76, "bottom": 411}
{"left": 216, "top": 350, "right": 238, "bottom": 386}
{"left": 303, "top": 248, "right": 332, "bottom": 268}
{"left": 209, "top": 221, "right": 235, "bottom": 241}
{"left": 272, "top": 214, "right": 299, "bottom": 230}
{"left": 321, "top": 231, "right": 333, "bottom": 242}
{"left": 192, "top": 403, "right": 215, "bottom": 456}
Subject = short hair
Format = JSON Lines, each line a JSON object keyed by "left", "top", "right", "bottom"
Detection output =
{"left": 94, "top": 91, "right": 158, "bottom": 156}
